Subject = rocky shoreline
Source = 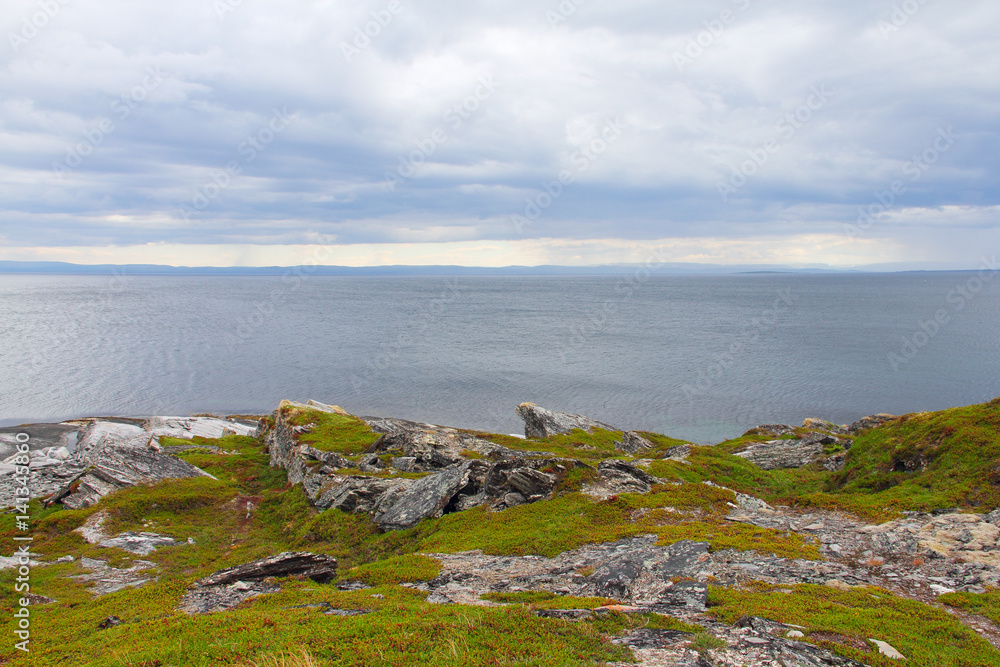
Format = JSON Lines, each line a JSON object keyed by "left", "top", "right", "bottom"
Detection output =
{"left": 5, "top": 400, "right": 1000, "bottom": 666}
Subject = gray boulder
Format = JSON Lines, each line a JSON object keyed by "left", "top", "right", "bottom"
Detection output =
{"left": 375, "top": 460, "right": 490, "bottom": 531}
{"left": 595, "top": 459, "right": 659, "bottom": 495}
{"left": 616, "top": 431, "right": 655, "bottom": 454}
{"left": 195, "top": 552, "right": 339, "bottom": 587}
{"left": 847, "top": 413, "right": 898, "bottom": 433}
{"left": 364, "top": 422, "right": 525, "bottom": 471}
{"left": 734, "top": 433, "right": 842, "bottom": 471}
{"left": 515, "top": 403, "right": 617, "bottom": 439}
{"left": 314, "top": 475, "right": 414, "bottom": 514}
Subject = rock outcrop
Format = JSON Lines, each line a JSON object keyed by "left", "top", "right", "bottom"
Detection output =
{"left": 616, "top": 430, "right": 655, "bottom": 454}
{"left": 847, "top": 413, "right": 898, "bottom": 433}
{"left": 734, "top": 433, "right": 849, "bottom": 471}
{"left": 265, "top": 405, "right": 592, "bottom": 529}
{"left": 196, "top": 552, "right": 339, "bottom": 587}
{"left": 180, "top": 552, "right": 338, "bottom": 614}
{"left": 0, "top": 416, "right": 252, "bottom": 508}
{"left": 515, "top": 403, "right": 618, "bottom": 438}
{"left": 48, "top": 431, "right": 215, "bottom": 509}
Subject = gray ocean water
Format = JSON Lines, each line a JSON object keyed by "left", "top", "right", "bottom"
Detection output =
{"left": 1, "top": 272, "right": 998, "bottom": 443}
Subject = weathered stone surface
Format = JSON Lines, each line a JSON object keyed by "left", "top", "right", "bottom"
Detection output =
{"left": 663, "top": 444, "right": 693, "bottom": 461}
{"left": 375, "top": 460, "right": 489, "bottom": 530}
{"left": 49, "top": 443, "right": 214, "bottom": 510}
{"left": 73, "top": 508, "right": 180, "bottom": 555}
{"left": 802, "top": 418, "right": 849, "bottom": 434}
{"left": 315, "top": 475, "right": 413, "bottom": 514}
{"left": 870, "top": 638, "right": 906, "bottom": 660}
{"left": 616, "top": 431, "right": 655, "bottom": 454}
{"left": 734, "top": 432, "right": 844, "bottom": 471}
{"left": 603, "top": 459, "right": 658, "bottom": 491}
{"left": 72, "top": 557, "right": 157, "bottom": 596}
{"left": 145, "top": 416, "right": 257, "bottom": 441}
{"left": 365, "top": 425, "right": 524, "bottom": 471}
{"left": 98, "top": 616, "right": 124, "bottom": 629}
{"left": 848, "top": 413, "right": 898, "bottom": 433}
{"left": 515, "top": 403, "right": 617, "bottom": 439}
{"left": 181, "top": 581, "right": 280, "bottom": 614}
{"left": 612, "top": 628, "right": 694, "bottom": 649}
{"left": 195, "top": 552, "right": 339, "bottom": 587}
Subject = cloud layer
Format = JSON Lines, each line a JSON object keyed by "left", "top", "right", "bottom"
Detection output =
{"left": 1, "top": 0, "right": 998, "bottom": 266}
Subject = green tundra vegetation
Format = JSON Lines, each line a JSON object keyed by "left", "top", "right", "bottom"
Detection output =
{"left": 1, "top": 398, "right": 999, "bottom": 665}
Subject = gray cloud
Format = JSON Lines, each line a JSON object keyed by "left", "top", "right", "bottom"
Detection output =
{"left": 0, "top": 0, "right": 997, "bottom": 262}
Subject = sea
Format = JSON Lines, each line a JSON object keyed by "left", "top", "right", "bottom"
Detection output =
{"left": 1, "top": 271, "right": 998, "bottom": 444}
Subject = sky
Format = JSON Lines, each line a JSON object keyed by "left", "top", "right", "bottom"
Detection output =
{"left": 0, "top": 0, "right": 998, "bottom": 268}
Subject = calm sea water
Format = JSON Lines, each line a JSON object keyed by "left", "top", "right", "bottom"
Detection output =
{"left": 1, "top": 272, "right": 998, "bottom": 443}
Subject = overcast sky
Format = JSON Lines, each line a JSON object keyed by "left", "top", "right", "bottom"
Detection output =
{"left": 0, "top": 0, "right": 997, "bottom": 268}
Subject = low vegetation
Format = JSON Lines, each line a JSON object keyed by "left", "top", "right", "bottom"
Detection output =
{"left": 4, "top": 398, "right": 1000, "bottom": 665}
{"left": 708, "top": 583, "right": 998, "bottom": 667}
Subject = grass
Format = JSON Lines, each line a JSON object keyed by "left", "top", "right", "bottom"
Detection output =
{"left": 640, "top": 398, "right": 1000, "bottom": 520}
{"left": 9, "top": 399, "right": 1000, "bottom": 666}
{"left": 0, "top": 580, "right": 640, "bottom": 666}
{"left": 708, "top": 583, "right": 1000, "bottom": 666}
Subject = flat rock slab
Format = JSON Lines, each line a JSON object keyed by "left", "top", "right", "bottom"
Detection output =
{"left": 72, "top": 557, "right": 157, "bottom": 596}
{"left": 418, "top": 536, "right": 711, "bottom": 612}
{"left": 612, "top": 628, "right": 694, "bottom": 649}
{"left": 180, "top": 581, "right": 280, "bottom": 614}
{"left": 195, "top": 552, "right": 338, "bottom": 587}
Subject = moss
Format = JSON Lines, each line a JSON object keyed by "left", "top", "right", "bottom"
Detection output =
{"left": 340, "top": 554, "right": 442, "bottom": 586}
{"left": 0, "top": 581, "right": 637, "bottom": 666}
{"left": 470, "top": 428, "right": 630, "bottom": 462}
{"left": 411, "top": 487, "right": 813, "bottom": 560}
{"left": 707, "top": 583, "right": 1000, "bottom": 666}
{"left": 286, "top": 408, "right": 381, "bottom": 455}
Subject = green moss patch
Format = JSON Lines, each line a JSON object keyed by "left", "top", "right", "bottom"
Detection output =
{"left": 340, "top": 554, "right": 441, "bottom": 586}
{"left": 286, "top": 408, "right": 381, "bottom": 455}
{"left": 708, "top": 583, "right": 1000, "bottom": 666}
